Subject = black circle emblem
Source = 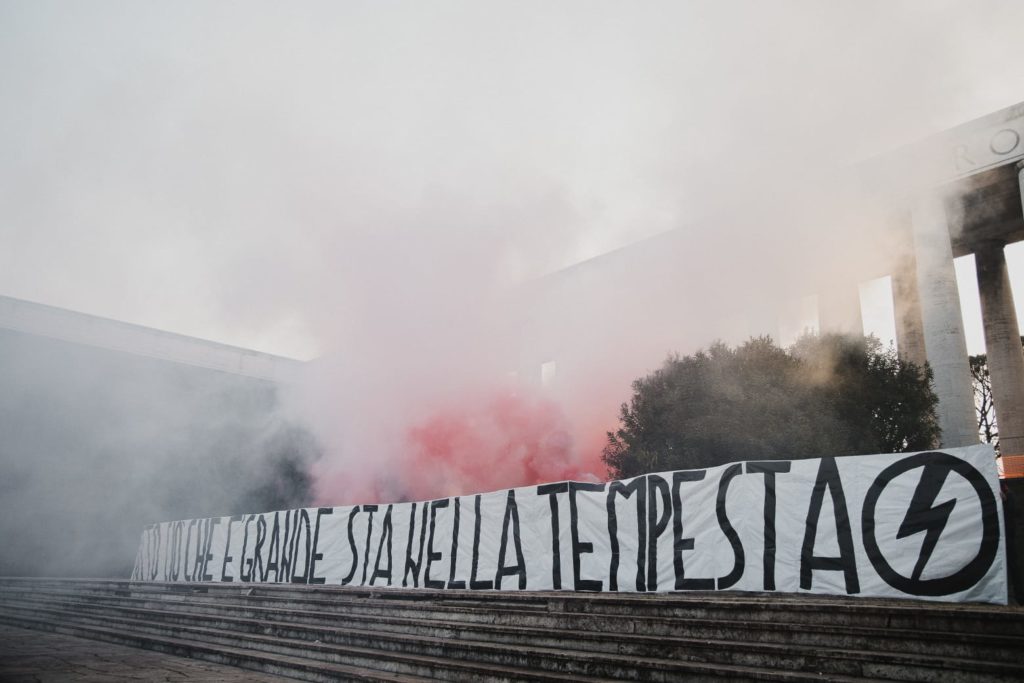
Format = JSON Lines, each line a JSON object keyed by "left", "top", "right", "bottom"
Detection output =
{"left": 861, "top": 452, "right": 1000, "bottom": 596}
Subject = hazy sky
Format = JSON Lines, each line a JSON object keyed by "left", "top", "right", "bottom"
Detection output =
{"left": 2, "top": 0, "right": 1024, "bottom": 359}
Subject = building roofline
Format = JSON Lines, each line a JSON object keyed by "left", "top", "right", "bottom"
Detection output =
{"left": 0, "top": 295, "right": 304, "bottom": 383}
{"left": 533, "top": 100, "right": 1024, "bottom": 286}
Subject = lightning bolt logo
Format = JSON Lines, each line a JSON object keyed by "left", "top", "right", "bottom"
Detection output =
{"left": 896, "top": 463, "right": 957, "bottom": 582}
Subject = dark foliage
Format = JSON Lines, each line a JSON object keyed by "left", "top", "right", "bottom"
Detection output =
{"left": 603, "top": 334, "right": 941, "bottom": 479}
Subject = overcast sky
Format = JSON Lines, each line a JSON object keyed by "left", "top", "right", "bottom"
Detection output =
{"left": 2, "top": 0, "right": 1024, "bottom": 359}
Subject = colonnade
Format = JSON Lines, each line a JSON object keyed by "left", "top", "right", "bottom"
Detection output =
{"left": 820, "top": 161, "right": 1024, "bottom": 454}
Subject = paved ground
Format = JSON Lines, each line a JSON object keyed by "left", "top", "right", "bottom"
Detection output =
{"left": 0, "top": 625, "right": 293, "bottom": 682}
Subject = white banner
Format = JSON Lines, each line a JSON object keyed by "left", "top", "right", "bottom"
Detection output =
{"left": 132, "top": 446, "right": 1008, "bottom": 604}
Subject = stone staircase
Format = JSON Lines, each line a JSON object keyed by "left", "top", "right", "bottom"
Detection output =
{"left": 0, "top": 578, "right": 1021, "bottom": 681}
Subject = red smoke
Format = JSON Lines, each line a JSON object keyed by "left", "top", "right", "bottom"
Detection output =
{"left": 313, "top": 388, "right": 607, "bottom": 505}
{"left": 403, "top": 390, "right": 602, "bottom": 500}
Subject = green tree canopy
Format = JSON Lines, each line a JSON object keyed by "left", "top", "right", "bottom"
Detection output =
{"left": 603, "top": 334, "right": 941, "bottom": 479}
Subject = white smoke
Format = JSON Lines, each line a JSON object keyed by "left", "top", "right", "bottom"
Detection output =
{"left": 1, "top": 1, "right": 1022, "bottom": 545}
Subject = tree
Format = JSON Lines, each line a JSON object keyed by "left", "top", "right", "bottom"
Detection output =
{"left": 603, "top": 334, "right": 940, "bottom": 479}
{"left": 968, "top": 335, "right": 1024, "bottom": 453}
{"left": 971, "top": 353, "right": 998, "bottom": 448}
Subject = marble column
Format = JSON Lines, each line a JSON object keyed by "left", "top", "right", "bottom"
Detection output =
{"left": 976, "top": 240, "right": 1024, "bottom": 454}
{"left": 910, "top": 192, "right": 977, "bottom": 448}
{"left": 892, "top": 250, "right": 929, "bottom": 369}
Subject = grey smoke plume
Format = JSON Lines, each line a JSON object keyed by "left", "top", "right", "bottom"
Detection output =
{"left": 0, "top": 324, "right": 319, "bottom": 577}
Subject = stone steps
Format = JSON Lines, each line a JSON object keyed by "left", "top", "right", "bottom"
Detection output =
{"left": 5, "top": 583, "right": 1021, "bottom": 651}
{"left": 2, "top": 591, "right": 1021, "bottom": 666}
{"left": 0, "top": 611, "right": 435, "bottom": 683}
{"left": 1, "top": 578, "right": 1022, "bottom": 681}
{"left": 0, "top": 601, "right": 864, "bottom": 682}
{"left": 6, "top": 581, "right": 1015, "bottom": 638}
{"left": 8, "top": 579, "right": 1020, "bottom": 635}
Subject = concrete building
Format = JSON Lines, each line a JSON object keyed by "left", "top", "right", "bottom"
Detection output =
{"left": 0, "top": 295, "right": 302, "bottom": 385}
{"left": 0, "top": 296, "right": 311, "bottom": 577}
{"left": 4, "top": 103, "right": 1023, "bottom": 581}
{"left": 520, "top": 101, "right": 1024, "bottom": 465}
{"left": 852, "top": 102, "right": 1024, "bottom": 456}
